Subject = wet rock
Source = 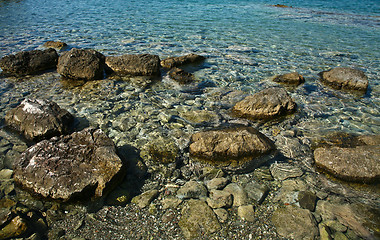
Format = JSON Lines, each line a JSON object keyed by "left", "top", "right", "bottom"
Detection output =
{"left": 232, "top": 87, "right": 297, "bottom": 120}
{"left": 254, "top": 166, "right": 274, "bottom": 181}
{"left": 105, "top": 54, "right": 160, "bottom": 76}
{"left": 314, "top": 145, "right": 380, "bottom": 183}
{"left": 238, "top": 205, "right": 255, "bottom": 222}
{"left": 206, "top": 190, "right": 233, "bottom": 209}
{"left": 0, "top": 216, "right": 28, "bottom": 239}
{"left": 161, "top": 53, "right": 206, "bottom": 69}
{"left": 270, "top": 162, "right": 304, "bottom": 181}
{"left": 5, "top": 98, "right": 74, "bottom": 141}
{"left": 0, "top": 208, "right": 13, "bottom": 226}
{"left": 272, "top": 205, "right": 319, "bottom": 240}
{"left": 205, "top": 177, "right": 229, "bottom": 191}
{"left": 179, "top": 199, "right": 221, "bottom": 239}
{"left": 272, "top": 4, "right": 292, "bottom": 8}
{"left": 223, "top": 183, "right": 249, "bottom": 207}
{"left": 298, "top": 191, "right": 317, "bottom": 211}
{"left": 273, "top": 72, "right": 305, "bottom": 85}
{"left": 189, "top": 126, "right": 276, "bottom": 173}
{"left": 273, "top": 179, "right": 308, "bottom": 205}
{"left": 324, "top": 220, "right": 348, "bottom": 233}
{"left": 141, "top": 136, "right": 179, "bottom": 165}
{"left": 57, "top": 48, "right": 105, "bottom": 80}
{"left": 168, "top": 67, "right": 194, "bottom": 84}
{"left": 176, "top": 180, "right": 208, "bottom": 200}
{"left": 13, "top": 128, "right": 125, "bottom": 201}
{"left": 319, "top": 67, "right": 368, "bottom": 92}
{"left": 180, "top": 110, "right": 220, "bottom": 125}
{"left": 162, "top": 197, "right": 182, "bottom": 210}
{"left": 43, "top": 41, "right": 68, "bottom": 50}
{"left": 213, "top": 208, "right": 228, "bottom": 222}
{"left": 244, "top": 181, "right": 269, "bottom": 204}
{"left": 106, "top": 188, "right": 131, "bottom": 206}
{"left": 0, "top": 169, "right": 13, "bottom": 179}
{"left": 0, "top": 49, "right": 58, "bottom": 76}
{"left": 319, "top": 224, "right": 333, "bottom": 240}
{"left": 333, "top": 232, "right": 349, "bottom": 240}
{"left": 131, "top": 189, "right": 159, "bottom": 208}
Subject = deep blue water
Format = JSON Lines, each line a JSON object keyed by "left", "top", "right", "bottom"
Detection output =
{"left": 0, "top": 0, "right": 380, "bottom": 136}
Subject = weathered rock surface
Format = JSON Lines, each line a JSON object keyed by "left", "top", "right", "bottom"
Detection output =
{"left": 314, "top": 145, "right": 380, "bottom": 183}
{"left": 5, "top": 98, "right": 74, "bottom": 141}
{"left": 298, "top": 191, "right": 317, "bottom": 212}
{"left": 176, "top": 180, "right": 208, "bottom": 200}
{"left": 189, "top": 126, "right": 276, "bottom": 172}
{"left": 131, "top": 189, "right": 159, "bottom": 208}
{"left": 273, "top": 72, "right": 305, "bottom": 85}
{"left": 237, "top": 205, "right": 255, "bottom": 222}
{"left": 223, "top": 183, "right": 249, "bottom": 207}
{"left": 232, "top": 87, "right": 297, "bottom": 120}
{"left": 57, "top": 48, "right": 105, "bottom": 80}
{"left": 13, "top": 128, "right": 125, "bottom": 201}
{"left": 270, "top": 162, "right": 304, "bottom": 181}
{"left": 179, "top": 199, "right": 221, "bottom": 239}
{"left": 105, "top": 54, "right": 160, "bottom": 76}
{"left": 43, "top": 41, "right": 68, "bottom": 50}
{"left": 244, "top": 181, "right": 269, "bottom": 204}
{"left": 319, "top": 67, "right": 368, "bottom": 92}
{"left": 161, "top": 53, "right": 205, "bottom": 69}
{"left": 206, "top": 177, "right": 229, "bottom": 191}
{"left": 272, "top": 205, "right": 319, "bottom": 240}
{"left": 0, "top": 49, "right": 58, "bottom": 75}
{"left": 168, "top": 67, "right": 194, "bottom": 84}
{"left": 206, "top": 190, "right": 233, "bottom": 209}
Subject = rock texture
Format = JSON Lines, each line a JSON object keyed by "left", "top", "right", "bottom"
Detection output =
{"left": 43, "top": 41, "right": 67, "bottom": 50}
{"left": 314, "top": 145, "right": 380, "bottom": 183}
{"left": 189, "top": 127, "right": 276, "bottom": 172}
{"left": 232, "top": 87, "right": 297, "bottom": 120}
{"left": 272, "top": 205, "right": 319, "bottom": 240}
{"left": 161, "top": 53, "right": 205, "bottom": 69}
{"left": 273, "top": 72, "right": 305, "bottom": 85}
{"left": 179, "top": 199, "right": 221, "bottom": 239}
{"left": 5, "top": 98, "right": 74, "bottom": 141}
{"left": 319, "top": 67, "right": 368, "bottom": 92}
{"left": 168, "top": 67, "right": 194, "bottom": 84}
{"left": 0, "top": 49, "right": 58, "bottom": 76}
{"left": 13, "top": 128, "right": 125, "bottom": 201}
{"left": 57, "top": 48, "right": 105, "bottom": 80}
{"left": 105, "top": 54, "right": 160, "bottom": 76}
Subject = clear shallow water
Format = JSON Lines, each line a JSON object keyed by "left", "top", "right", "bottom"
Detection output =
{"left": 0, "top": 0, "right": 379, "bottom": 141}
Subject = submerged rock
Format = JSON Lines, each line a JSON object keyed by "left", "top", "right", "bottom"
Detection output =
{"left": 270, "top": 162, "right": 304, "bottom": 181}
{"left": 272, "top": 205, "right": 319, "bottom": 240}
{"left": 0, "top": 216, "right": 28, "bottom": 239}
{"left": 13, "top": 128, "right": 125, "bottom": 201}
{"left": 161, "top": 53, "right": 205, "bottom": 69}
{"left": 232, "top": 87, "right": 297, "bottom": 120}
{"left": 57, "top": 48, "right": 105, "bottom": 80}
{"left": 319, "top": 67, "right": 368, "bottom": 92}
{"left": 189, "top": 126, "right": 276, "bottom": 173}
{"left": 314, "top": 145, "right": 380, "bottom": 183}
{"left": 105, "top": 54, "right": 160, "bottom": 76}
{"left": 168, "top": 67, "right": 194, "bottom": 84}
{"left": 5, "top": 98, "right": 74, "bottom": 141}
{"left": 0, "top": 49, "right": 58, "bottom": 76}
{"left": 176, "top": 180, "right": 208, "bottom": 200}
{"left": 179, "top": 199, "right": 221, "bottom": 239}
{"left": 43, "top": 41, "right": 68, "bottom": 50}
{"left": 273, "top": 72, "right": 305, "bottom": 85}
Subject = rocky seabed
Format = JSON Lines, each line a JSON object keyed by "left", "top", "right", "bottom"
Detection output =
{"left": 0, "top": 43, "right": 379, "bottom": 240}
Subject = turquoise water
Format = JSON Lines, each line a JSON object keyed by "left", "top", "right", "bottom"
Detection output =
{"left": 0, "top": 0, "right": 380, "bottom": 139}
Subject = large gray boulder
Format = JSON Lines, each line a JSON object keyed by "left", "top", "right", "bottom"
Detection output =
{"left": 57, "top": 48, "right": 105, "bottom": 80}
{"left": 319, "top": 67, "right": 368, "bottom": 92}
{"left": 5, "top": 98, "right": 74, "bottom": 141}
{"left": 189, "top": 126, "right": 276, "bottom": 172}
{"left": 0, "top": 49, "right": 58, "bottom": 76}
{"left": 13, "top": 128, "right": 125, "bottom": 201}
{"left": 161, "top": 53, "right": 205, "bottom": 69}
{"left": 105, "top": 54, "right": 160, "bottom": 76}
{"left": 232, "top": 87, "right": 297, "bottom": 120}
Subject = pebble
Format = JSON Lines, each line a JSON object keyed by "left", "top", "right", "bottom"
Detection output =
{"left": 298, "top": 190, "right": 317, "bottom": 211}
{"left": 176, "top": 180, "right": 208, "bottom": 200}
{"left": 244, "top": 181, "right": 269, "bottom": 204}
{"left": 213, "top": 208, "right": 229, "bottom": 223}
{"left": 206, "top": 190, "right": 233, "bottom": 209}
{"left": 223, "top": 183, "right": 249, "bottom": 207}
{"left": 131, "top": 190, "right": 159, "bottom": 208}
{"left": 205, "top": 177, "right": 229, "bottom": 190}
{"left": 237, "top": 205, "right": 255, "bottom": 222}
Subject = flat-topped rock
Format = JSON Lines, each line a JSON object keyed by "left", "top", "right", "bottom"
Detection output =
{"left": 105, "top": 54, "right": 160, "bottom": 76}
{"left": 13, "top": 128, "right": 125, "bottom": 201}
{"left": 189, "top": 126, "right": 276, "bottom": 173}
{"left": 57, "top": 48, "right": 105, "bottom": 80}
{"left": 232, "top": 87, "right": 297, "bottom": 120}
{"left": 161, "top": 53, "right": 205, "bottom": 69}
{"left": 273, "top": 72, "right": 305, "bottom": 85}
{"left": 5, "top": 98, "right": 74, "bottom": 141}
{"left": 0, "top": 49, "right": 58, "bottom": 76}
{"left": 319, "top": 67, "right": 368, "bottom": 92}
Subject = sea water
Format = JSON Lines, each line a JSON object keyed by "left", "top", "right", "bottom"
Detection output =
{"left": 0, "top": 0, "right": 379, "bottom": 140}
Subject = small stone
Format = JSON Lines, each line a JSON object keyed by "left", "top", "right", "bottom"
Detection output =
{"left": 0, "top": 208, "right": 13, "bottom": 226}
{"left": 223, "top": 183, "right": 249, "bottom": 207}
{"left": 179, "top": 199, "right": 221, "bottom": 239}
{"left": 333, "top": 231, "right": 349, "bottom": 240}
{"left": 0, "top": 216, "right": 28, "bottom": 239}
{"left": 325, "top": 220, "right": 348, "bottom": 233}
{"left": 273, "top": 72, "right": 305, "bottom": 85}
{"left": 319, "top": 224, "right": 333, "bottom": 240}
{"left": 270, "top": 162, "right": 304, "bottom": 181}
{"left": 205, "top": 177, "right": 229, "bottom": 190}
{"left": 206, "top": 190, "right": 233, "bottom": 209}
{"left": 244, "top": 181, "right": 269, "bottom": 204}
{"left": 106, "top": 188, "right": 131, "bottom": 206}
{"left": 131, "top": 189, "right": 159, "bottom": 208}
{"left": 176, "top": 181, "right": 208, "bottom": 200}
{"left": 298, "top": 191, "right": 317, "bottom": 211}
{"left": 162, "top": 197, "right": 183, "bottom": 210}
{"left": 238, "top": 205, "right": 255, "bottom": 222}
{"left": 0, "top": 169, "right": 13, "bottom": 179}
{"left": 213, "top": 208, "right": 229, "bottom": 223}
